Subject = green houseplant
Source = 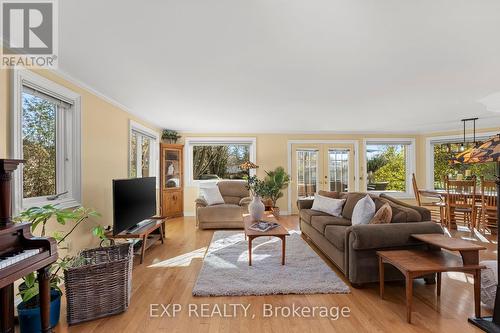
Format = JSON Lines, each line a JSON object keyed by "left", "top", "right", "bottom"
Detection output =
{"left": 161, "top": 129, "right": 181, "bottom": 143}
{"left": 15, "top": 205, "right": 105, "bottom": 332}
{"left": 246, "top": 176, "right": 268, "bottom": 220}
{"left": 263, "top": 167, "right": 290, "bottom": 218}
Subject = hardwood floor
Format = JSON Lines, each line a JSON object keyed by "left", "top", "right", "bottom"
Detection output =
{"left": 55, "top": 215, "right": 495, "bottom": 333}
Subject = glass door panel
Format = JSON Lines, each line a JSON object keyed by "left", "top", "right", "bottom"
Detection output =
{"left": 164, "top": 149, "right": 181, "bottom": 188}
{"left": 296, "top": 149, "right": 319, "bottom": 198}
{"left": 327, "top": 149, "right": 350, "bottom": 192}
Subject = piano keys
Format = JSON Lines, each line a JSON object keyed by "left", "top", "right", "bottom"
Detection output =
{"left": 0, "top": 159, "right": 58, "bottom": 333}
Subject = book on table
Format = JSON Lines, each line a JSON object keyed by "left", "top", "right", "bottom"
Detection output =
{"left": 249, "top": 221, "right": 280, "bottom": 232}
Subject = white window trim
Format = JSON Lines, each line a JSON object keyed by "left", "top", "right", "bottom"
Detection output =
{"left": 11, "top": 68, "right": 82, "bottom": 213}
{"left": 362, "top": 138, "right": 416, "bottom": 198}
{"left": 128, "top": 120, "right": 160, "bottom": 187}
{"left": 184, "top": 137, "right": 257, "bottom": 187}
{"left": 425, "top": 131, "right": 498, "bottom": 189}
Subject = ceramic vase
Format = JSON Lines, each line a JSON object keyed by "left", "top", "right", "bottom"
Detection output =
{"left": 248, "top": 195, "right": 265, "bottom": 221}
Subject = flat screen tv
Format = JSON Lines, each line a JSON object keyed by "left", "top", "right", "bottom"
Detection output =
{"left": 112, "top": 177, "right": 156, "bottom": 235}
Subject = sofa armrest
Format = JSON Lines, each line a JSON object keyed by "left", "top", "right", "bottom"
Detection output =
{"left": 195, "top": 197, "right": 208, "bottom": 208}
{"left": 239, "top": 196, "right": 252, "bottom": 206}
{"left": 349, "top": 222, "right": 443, "bottom": 250}
{"left": 297, "top": 198, "right": 314, "bottom": 210}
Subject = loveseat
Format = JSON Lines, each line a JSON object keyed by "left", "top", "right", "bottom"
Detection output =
{"left": 298, "top": 192, "right": 444, "bottom": 286}
{"left": 196, "top": 180, "right": 251, "bottom": 229}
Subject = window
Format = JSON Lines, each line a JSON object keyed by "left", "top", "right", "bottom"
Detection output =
{"left": 431, "top": 140, "right": 496, "bottom": 190}
{"left": 185, "top": 137, "right": 256, "bottom": 184}
{"left": 296, "top": 149, "right": 318, "bottom": 197}
{"left": 12, "top": 69, "right": 81, "bottom": 212}
{"left": 365, "top": 139, "right": 415, "bottom": 196}
{"left": 129, "top": 121, "right": 158, "bottom": 179}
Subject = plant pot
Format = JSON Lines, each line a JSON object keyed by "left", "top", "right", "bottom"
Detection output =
{"left": 17, "top": 289, "right": 61, "bottom": 333}
{"left": 248, "top": 195, "right": 265, "bottom": 221}
{"left": 271, "top": 206, "right": 280, "bottom": 219}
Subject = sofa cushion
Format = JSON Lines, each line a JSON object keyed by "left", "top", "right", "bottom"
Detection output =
{"left": 196, "top": 204, "right": 243, "bottom": 222}
{"left": 324, "top": 225, "right": 349, "bottom": 250}
{"left": 299, "top": 209, "right": 331, "bottom": 225}
{"left": 351, "top": 194, "right": 376, "bottom": 225}
{"left": 380, "top": 193, "right": 430, "bottom": 221}
{"left": 217, "top": 180, "right": 249, "bottom": 204}
{"left": 311, "top": 215, "right": 351, "bottom": 234}
{"left": 311, "top": 195, "right": 345, "bottom": 217}
{"left": 370, "top": 203, "right": 392, "bottom": 224}
{"left": 341, "top": 192, "right": 378, "bottom": 220}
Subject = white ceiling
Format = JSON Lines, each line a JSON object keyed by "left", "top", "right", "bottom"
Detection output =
{"left": 59, "top": 0, "right": 500, "bottom": 133}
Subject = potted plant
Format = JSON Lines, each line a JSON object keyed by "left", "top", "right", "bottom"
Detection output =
{"left": 263, "top": 167, "right": 290, "bottom": 218}
{"left": 15, "top": 205, "right": 105, "bottom": 333}
{"left": 161, "top": 129, "right": 181, "bottom": 143}
{"left": 246, "top": 176, "right": 268, "bottom": 221}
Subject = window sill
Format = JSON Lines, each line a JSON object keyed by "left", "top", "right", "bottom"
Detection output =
{"left": 21, "top": 197, "right": 81, "bottom": 212}
{"left": 366, "top": 190, "right": 414, "bottom": 199}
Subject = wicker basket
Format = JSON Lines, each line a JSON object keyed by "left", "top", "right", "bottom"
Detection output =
{"left": 64, "top": 243, "right": 133, "bottom": 325}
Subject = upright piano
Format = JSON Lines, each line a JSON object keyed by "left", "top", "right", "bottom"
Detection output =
{"left": 0, "top": 159, "right": 58, "bottom": 333}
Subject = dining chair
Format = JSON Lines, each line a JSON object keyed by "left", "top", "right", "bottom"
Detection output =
{"left": 445, "top": 176, "right": 477, "bottom": 229}
{"left": 412, "top": 173, "right": 447, "bottom": 225}
{"left": 477, "top": 177, "right": 498, "bottom": 232}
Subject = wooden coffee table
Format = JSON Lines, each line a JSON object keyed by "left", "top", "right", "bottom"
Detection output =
{"left": 243, "top": 215, "right": 289, "bottom": 266}
{"left": 377, "top": 234, "right": 486, "bottom": 324}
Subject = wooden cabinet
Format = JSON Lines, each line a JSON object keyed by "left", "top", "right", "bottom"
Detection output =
{"left": 160, "top": 144, "right": 184, "bottom": 218}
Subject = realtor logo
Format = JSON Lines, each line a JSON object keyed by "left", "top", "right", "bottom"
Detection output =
{"left": 1, "top": 0, "right": 58, "bottom": 68}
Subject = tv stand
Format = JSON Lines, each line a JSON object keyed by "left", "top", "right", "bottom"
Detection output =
{"left": 106, "top": 217, "right": 166, "bottom": 264}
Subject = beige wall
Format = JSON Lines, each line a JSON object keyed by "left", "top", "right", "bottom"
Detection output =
{"left": 0, "top": 68, "right": 160, "bottom": 254}
{"left": 179, "top": 133, "right": 422, "bottom": 215}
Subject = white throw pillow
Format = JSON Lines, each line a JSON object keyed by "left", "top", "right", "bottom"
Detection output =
{"left": 311, "top": 194, "right": 345, "bottom": 217}
{"left": 351, "top": 194, "right": 376, "bottom": 225}
{"left": 199, "top": 186, "right": 225, "bottom": 206}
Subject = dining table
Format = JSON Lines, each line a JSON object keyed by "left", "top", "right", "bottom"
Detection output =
{"left": 418, "top": 189, "right": 497, "bottom": 230}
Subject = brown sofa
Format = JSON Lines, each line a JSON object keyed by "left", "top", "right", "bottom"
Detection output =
{"left": 196, "top": 180, "right": 251, "bottom": 229}
{"left": 298, "top": 192, "right": 444, "bottom": 286}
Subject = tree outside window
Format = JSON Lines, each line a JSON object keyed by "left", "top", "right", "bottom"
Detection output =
{"left": 366, "top": 144, "right": 407, "bottom": 192}
{"left": 192, "top": 144, "right": 250, "bottom": 180}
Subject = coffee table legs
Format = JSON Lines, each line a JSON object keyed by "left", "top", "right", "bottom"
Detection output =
{"left": 247, "top": 236, "right": 287, "bottom": 266}
{"left": 248, "top": 236, "right": 253, "bottom": 266}
{"left": 379, "top": 257, "right": 384, "bottom": 299}
{"left": 405, "top": 273, "right": 413, "bottom": 323}
{"left": 281, "top": 236, "right": 286, "bottom": 265}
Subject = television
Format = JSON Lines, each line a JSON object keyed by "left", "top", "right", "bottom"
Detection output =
{"left": 112, "top": 177, "right": 156, "bottom": 235}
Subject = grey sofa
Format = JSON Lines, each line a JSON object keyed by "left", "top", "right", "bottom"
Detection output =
{"left": 298, "top": 192, "right": 444, "bottom": 286}
{"left": 196, "top": 180, "right": 251, "bottom": 229}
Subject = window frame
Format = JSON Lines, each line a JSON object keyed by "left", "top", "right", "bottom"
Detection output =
{"left": 363, "top": 138, "right": 416, "bottom": 198}
{"left": 184, "top": 137, "right": 257, "bottom": 186}
{"left": 128, "top": 120, "right": 159, "bottom": 185}
{"left": 11, "top": 68, "right": 82, "bottom": 213}
{"left": 425, "top": 131, "right": 498, "bottom": 189}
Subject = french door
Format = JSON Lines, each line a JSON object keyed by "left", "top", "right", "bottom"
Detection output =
{"left": 291, "top": 143, "right": 355, "bottom": 214}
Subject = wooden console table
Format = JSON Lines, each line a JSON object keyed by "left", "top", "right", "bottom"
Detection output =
{"left": 106, "top": 218, "right": 166, "bottom": 264}
{"left": 377, "top": 234, "right": 486, "bottom": 324}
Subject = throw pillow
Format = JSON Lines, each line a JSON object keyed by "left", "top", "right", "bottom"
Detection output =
{"left": 199, "top": 186, "right": 225, "bottom": 206}
{"left": 351, "top": 194, "right": 376, "bottom": 225}
{"left": 311, "top": 194, "right": 345, "bottom": 217}
{"left": 370, "top": 203, "right": 392, "bottom": 224}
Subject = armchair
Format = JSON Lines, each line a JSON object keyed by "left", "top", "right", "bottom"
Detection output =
{"left": 196, "top": 180, "right": 251, "bottom": 229}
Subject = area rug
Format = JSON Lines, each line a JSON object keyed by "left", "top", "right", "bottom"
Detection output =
{"left": 192, "top": 231, "right": 350, "bottom": 296}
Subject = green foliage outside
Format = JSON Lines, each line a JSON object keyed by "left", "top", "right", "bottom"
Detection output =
{"left": 22, "top": 93, "right": 56, "bottom": 198}
{"left": 367, "top": 145, "right": 407, "bottom": 191}
{"left": 433, "top": 143, "right": 496, "bottom": 189}
{"left": 193, "top": 145, "right": 249, "bottom": 180}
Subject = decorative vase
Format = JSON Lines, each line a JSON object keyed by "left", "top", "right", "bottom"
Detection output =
{"left": 248, "top": 195, "right": 265, "bottom": 221}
